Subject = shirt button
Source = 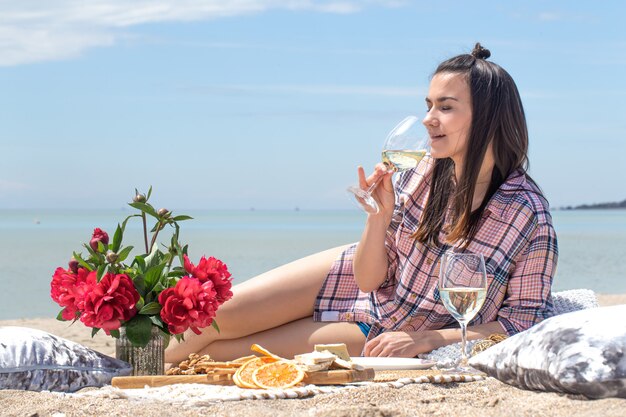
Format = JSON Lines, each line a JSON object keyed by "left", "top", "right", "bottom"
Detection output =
{"left": 426, "top": 258, "right": 433, "bottom": 265}
{"left": 345, "top": 313, "right": 352, "bottom": 320}
{"left": 391, "top": 316, "right": 397, "bottom": 322}
{"left": 410, "top": 293, "right": 417, "bottom": 299}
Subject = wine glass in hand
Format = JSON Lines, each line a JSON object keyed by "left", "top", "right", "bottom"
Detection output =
{"left": 439, "top": 252, "right": 487, "bottom": 368}
{"left": 347, "top": 116, "right": 429, "bottom": 214}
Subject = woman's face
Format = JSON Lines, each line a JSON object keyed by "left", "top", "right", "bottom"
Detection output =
{"left": 423, "top": 72, "right": 473, "bottom": 164}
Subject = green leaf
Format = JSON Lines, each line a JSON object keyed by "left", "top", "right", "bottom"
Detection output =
{"left": 149, "top": 315, "right": 166, "bottom": 329}
{"left": 117, "top": 245, "right": 134, "bottom": 262}
{"left": 97, "top": 240, "right": 106, "bottom": 253}
{"left": 162, "top": 252, "right": 172, "bottom": 265}
{"left": 167, "top": 269, "right": 187, "bottom": 278}
{"left": 133, "top": 274, "right": 146, "bottom": 296}
{"left": 147, "top": 318, "right": 170, "bottom": 346}
{"left": 139, "top": 302, "right": 162, "bottom": 315}
{"left": 144, "top": 263, "right": 166, "bottom": 292}
{"left": 56, "top": 310, "right": 67, "bottom": 321}
{"left": 132, "top": 255, "right": 146, "bottom": 272}
{"left": 136, "top": 296, "right": 145, "bottom": 312}
{"left": 124, "top": 213, "right": 141, "bottom": 224}
{"left": 109, "top": 329, "right": 120, "bottom": 339}
{"left": 144, "top": 245, "right": 162, "bottom": 270}
{"left": 172, "top": 215, "right": 193, "bottom": 221}
{"left": 82, "top": 243, "right": 98, "bottom": 258}
{"left": 146, "top": 185, "right": 153, "bottom": 201}
{"left": 178, "top": 244, "right": 189, "bottom": 267}
{"left": 128, "top": 201, "right": 159, "bottom": 218}
{"left": 211, "top": 320, "right": 220, "bottom": 333}
{"left": 162, "top": 332, "right": 171, "bottom": 349}
{"left": 149, "top": 221, "right": 161, "bottom": 233}
{"left": 151, "top": 283, "right": 164, "bottom": 294}
{"left": 96, "top": 264, "right": 107, "bottom": 281}
{"left": 72, "top": 252, "right": 93, "bottom": 271}
{"left": 112, "top": 223, "right": 123, "bottom": 253}
{"left": 124, "top": 315, "right": 153, "bottom": 347}
{"left": 91, "top": 327, "right": 101, "bottom": 337}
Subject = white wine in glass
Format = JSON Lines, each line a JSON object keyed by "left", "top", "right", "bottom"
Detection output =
{"left": 381, "top": 149, "right": 428, "bottom": 171}
{"left": 347, "top": 116, "right": 429, "bottom": 214}
{"left": 438, "top": 287, "right": 487, "bottom": 324}
{"left": 439, "top": 252, "right": 487, "bottom": 368}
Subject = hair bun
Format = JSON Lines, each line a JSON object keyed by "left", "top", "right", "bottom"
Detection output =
{"left": 471, "top": 43, "right": 491, "bottom": 60}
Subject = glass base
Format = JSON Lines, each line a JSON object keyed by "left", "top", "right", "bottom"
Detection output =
{"left": 346, "top": 185, "right": 379, "bottom": 214}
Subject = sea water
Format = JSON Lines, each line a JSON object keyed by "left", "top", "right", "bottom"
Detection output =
{"left": 0, "top": 209, "right": 624, "bottom": 320}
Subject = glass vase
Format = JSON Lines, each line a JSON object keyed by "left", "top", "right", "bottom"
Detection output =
{"left": 116, "top": 326, "right": 165, "bottom": 376}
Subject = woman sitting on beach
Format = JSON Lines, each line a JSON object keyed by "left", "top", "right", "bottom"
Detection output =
{"left": 166, "top": 43, "right": 558, "bottom": 363}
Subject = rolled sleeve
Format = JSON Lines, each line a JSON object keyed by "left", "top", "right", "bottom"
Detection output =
{"left": 497, "top": 222, "right": 558, "bottom": 335}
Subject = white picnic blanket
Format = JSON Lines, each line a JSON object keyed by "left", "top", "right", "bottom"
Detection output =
{"left": 68, "top": 290, "right": 594, "bottom": 404}
{"left": 69, "top": 373, "right": 485, "bottom": 405}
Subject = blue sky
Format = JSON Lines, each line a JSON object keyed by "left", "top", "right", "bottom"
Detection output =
{"left": 1, "top": 1, "right": 624, "bottom": 210}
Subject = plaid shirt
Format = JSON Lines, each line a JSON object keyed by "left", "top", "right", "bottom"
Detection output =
{"left": 314, "top": 156, "right": 558, "bottom": 340}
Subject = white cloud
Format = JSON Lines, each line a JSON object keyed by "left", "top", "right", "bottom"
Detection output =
{"left": 0, "top": 25, "right": 115, "bottom": 66}
{"left": 0, "top": 0, "right": 403, "bottom": 66}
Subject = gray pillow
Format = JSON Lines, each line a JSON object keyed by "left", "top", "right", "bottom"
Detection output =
{"left": 469, "top": 304, "right": 626, "bottom": 399}
{"left": 0, "top": 326, "right": 132, "bottom": 392}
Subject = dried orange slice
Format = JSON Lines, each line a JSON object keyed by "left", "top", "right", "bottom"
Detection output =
{"left": 252, "top": 360, "right": 305, "bottom": 389}
{"left": 250, "top": 343, "right": 284, "bottom": 360}
{"left": 232, "top": 369, "right": 242, "bottom": 387}
{"left": 233, "top": 356, "right": 277, "bottom": 388}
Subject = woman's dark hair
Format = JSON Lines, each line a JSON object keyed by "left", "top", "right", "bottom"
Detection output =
{"left": 413, "top": 43, "right": 529, "bottom": 247}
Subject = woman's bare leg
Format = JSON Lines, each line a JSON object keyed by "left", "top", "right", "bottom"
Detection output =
{"left": 165, "top": 244, "right": 352, "bottom": 363}
{"left": 200, "top": 318, "right": 366, "bottom": 361}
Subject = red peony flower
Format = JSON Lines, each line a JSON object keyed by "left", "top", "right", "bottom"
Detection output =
{"left": 50, "top": 267, "right": 97, "bottom": 320}
{"left": 183, "top": 255, "right": 233, "bottom": 305}
{"left": 89, "top": 228, "right": 109, "bottom": 252}
{"left": 158, "top": 277, "right": 218, "bottom": 335}
{"left": 80, "top": 273, "right": 140, "bottom": 334}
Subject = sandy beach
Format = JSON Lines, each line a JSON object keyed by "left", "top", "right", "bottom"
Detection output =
{"left": 1, "top": 293, "right": 625, "bottom": 417}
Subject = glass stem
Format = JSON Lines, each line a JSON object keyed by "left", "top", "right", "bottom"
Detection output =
{"left": 365, "top": 175, "right": 384, "bottom": 194}
{"left": 460, "top": 322, "right": 468, "bottom": 366}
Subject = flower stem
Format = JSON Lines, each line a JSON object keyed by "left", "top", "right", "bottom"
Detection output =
{"left": 166, "top": 249, "right": 175, "bottom": 272}
{"left": 149, "top": 221, "right": 163, "bottom": 252}
{"left": 141, "top": 213, "right": 149, "bottom": 254}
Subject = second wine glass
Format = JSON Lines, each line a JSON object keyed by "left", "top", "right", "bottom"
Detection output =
{"left": 438, "top": 252, "right": 487, "bottom": 369}
{"left": 347, "top": 115, "right": 429, "bottom": 214}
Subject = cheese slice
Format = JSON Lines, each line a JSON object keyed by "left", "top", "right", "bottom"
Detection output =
{"left": 294, "top": 350, "right": 336, "bottom": 365}
{"left": 293, "top": 351, "right": 335, "bottom": 372}
{"left": 314, "top": 343, "right": 351, "bottom": 362}
{"left": 329, "top": 357, "right": 364, "bottom": 371}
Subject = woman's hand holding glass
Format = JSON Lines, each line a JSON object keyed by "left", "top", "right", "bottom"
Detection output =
{"left": 348, "top": 116, "right": 430, "bottom": 214}
{"left": 356, "top": 164, "right": 395, "bottom": 219}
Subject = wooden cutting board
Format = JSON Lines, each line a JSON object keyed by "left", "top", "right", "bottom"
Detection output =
{"left": 111, "top": 368, "right": 375, "bottom": 389}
